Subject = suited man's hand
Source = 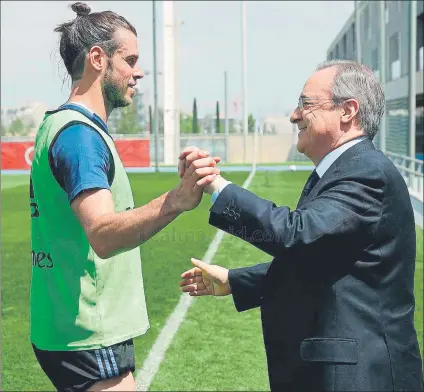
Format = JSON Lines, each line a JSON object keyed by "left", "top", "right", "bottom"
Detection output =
{"left": 178, "top": 146, "right": 221, "bottom": 178}
{"left": 173, "top": 156, "right": 220, "bottom": 212}
{"left": 180, "top": 258, "right": 231, "bottom": 296}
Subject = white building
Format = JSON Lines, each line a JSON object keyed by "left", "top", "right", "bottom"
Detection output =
{"left": 263, "top": 115, "right": 294, "bottom": 134}
{"left": 1, "top": 101, "right": 49, "bottom": 136}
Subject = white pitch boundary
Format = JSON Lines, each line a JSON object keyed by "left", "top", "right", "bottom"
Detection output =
{"left": 135, "top": 168, "right": 257, "bottom": 391}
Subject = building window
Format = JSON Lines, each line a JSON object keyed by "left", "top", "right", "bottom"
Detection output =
{"left": 342, "top": 33, "right": 347, "bottom": 59}
{"left": 397, "top": 0, "right": 402, "bottom": 13}
{"left": 328, "top": 51, "right": 333, "bottom": 61}
{"left": 352, "top": 23, "right": 356, "bottom": 54}
{"left": 335, "top": 44, "right": 340, "bottom": 59}
{"left": 386, "top": 98, "right": 409, "bottom": 156}
{"left": 389, "top": 32, "right": 401, "bottom": 80}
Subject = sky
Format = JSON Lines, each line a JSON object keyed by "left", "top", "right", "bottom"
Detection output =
{"left": 1, "top": 1, "right": 354, "bottom": 119}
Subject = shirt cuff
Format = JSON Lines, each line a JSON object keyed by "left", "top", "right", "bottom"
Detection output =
{"left": 211, "top": 181, "right": 232, "bottom": 204}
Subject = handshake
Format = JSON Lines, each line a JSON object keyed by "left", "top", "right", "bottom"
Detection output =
{"left": 171, "top": 146, "right": 228, "bottom": 213}
{"left": 170, "top": 146, "right": 232, "bottom": 297}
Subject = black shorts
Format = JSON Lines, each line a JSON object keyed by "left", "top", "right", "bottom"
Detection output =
{"left": 32, "top": 338, "right": 135, "bottom": 392}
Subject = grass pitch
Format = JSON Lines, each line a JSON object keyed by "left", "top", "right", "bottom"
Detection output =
{"left": 1, "top": 171, "right": 422, "bottom": 391}
{"left": 149, "top": 171, "right": 424, "bottom": 391}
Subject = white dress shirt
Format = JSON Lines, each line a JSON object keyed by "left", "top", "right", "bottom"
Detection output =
{"left": 315, "top": 136, "right": 366, "bottom": 178}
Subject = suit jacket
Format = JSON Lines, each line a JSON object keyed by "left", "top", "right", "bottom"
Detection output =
{"left": 209, "top": 139, "right": 423, "bottom": 391}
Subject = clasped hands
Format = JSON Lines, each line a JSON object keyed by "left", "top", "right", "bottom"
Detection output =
{"left": 172, "top": 146, "right": 228, "bottom": 212}
{"left": 174, "top": 146, "right": 231, "bottom": 297}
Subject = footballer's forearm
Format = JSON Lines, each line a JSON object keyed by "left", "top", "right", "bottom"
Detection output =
{"left": 93, "top": 189, "right": 182, "bottom": 258}
{"left": 72, "top": 188, "right": 182, "bottom": 259}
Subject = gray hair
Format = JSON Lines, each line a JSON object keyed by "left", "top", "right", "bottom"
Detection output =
{"left": 316, "top": 59, "right": 385, "bottom": 140}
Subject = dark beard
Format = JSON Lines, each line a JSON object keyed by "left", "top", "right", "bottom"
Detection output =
{"left": 102, "top": 66, "right": 131, "bottom": 114}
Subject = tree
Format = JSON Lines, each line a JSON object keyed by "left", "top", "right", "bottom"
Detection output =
{"left": 215, "top": 101, "right": 221, "bottom": 133}
{"left": 26, "top": 118, "right": 36, "bottom": 134}
{"left": 148, "top": 105, "right": 153, "bottom": 134}
{"left": 248, "top": 113, "right": 256, "bottom": 133}
{"left": 8, "top": 118, "right": 27, "bottom": 136}
{"left": 116, "top": 91, "right": 146, "bottom": 134}
{"left": 192, "top": 98, "right": 199, "bottom": 134}
{"left": 116, "top": 104, "right": 141, "bottom": 134}
{"left": 133, "top": 91, "right": 146, "bottom": 132}
{"left": 1, "top": 121, "right": 7, "bottom": 136}
{"left": 158, "top": 107, "right": 164, "bottom": 134}
{"left": 180, "top": 112, "right": 193, "bottom": 133}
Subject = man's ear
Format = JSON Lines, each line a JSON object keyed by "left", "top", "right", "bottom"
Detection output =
{"left": 87, "top": 45, "right": 107, "bottom": 72}
{"left": 340, "top": 99, "right": 359, "bottom": 124}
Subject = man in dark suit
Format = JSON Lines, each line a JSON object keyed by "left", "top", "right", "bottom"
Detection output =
{"left": 179, "top": 60, "right": 423, "bottom": 391}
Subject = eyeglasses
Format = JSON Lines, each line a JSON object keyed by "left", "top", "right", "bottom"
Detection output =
{"left": 298, "top": 97, "right": 335, "bottom": 111}
{"left": 298, "top": 96, "right": 350, "bottom": 111}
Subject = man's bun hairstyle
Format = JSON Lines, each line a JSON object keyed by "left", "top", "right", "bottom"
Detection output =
{"left": 54, "top": 2, "right": 137, "bottom": 81}
{"left": 71, "top": 2, "right": 91, "bottom": 17}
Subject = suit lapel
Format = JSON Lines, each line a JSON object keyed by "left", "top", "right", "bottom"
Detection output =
{"left": 298, "top": 139, "right": 376, "bottom": 206}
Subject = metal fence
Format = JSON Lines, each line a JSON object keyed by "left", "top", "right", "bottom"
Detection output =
{"left": 386, "top": 151, "right": 423, "bottom": 200}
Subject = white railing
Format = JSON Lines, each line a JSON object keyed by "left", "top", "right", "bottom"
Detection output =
{"left": 386, "top": 152, "right": 423, "bottom": 201}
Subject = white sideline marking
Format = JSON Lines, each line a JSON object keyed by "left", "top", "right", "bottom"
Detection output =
{"left": 135, "top": 168, "right": 256, "bottom": 391}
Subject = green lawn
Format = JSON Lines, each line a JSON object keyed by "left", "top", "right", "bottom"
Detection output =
{"left": 1, "top": 171, "right": 422, "bottom": 391}
{"left": 0, "top": 172, "right": 247, "bottom": 390}
{"left": 150, "top": 171, "right": 424, "bottom": 391}
{"left": 1, "top": 174, "right": 30, "bottom": 190}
